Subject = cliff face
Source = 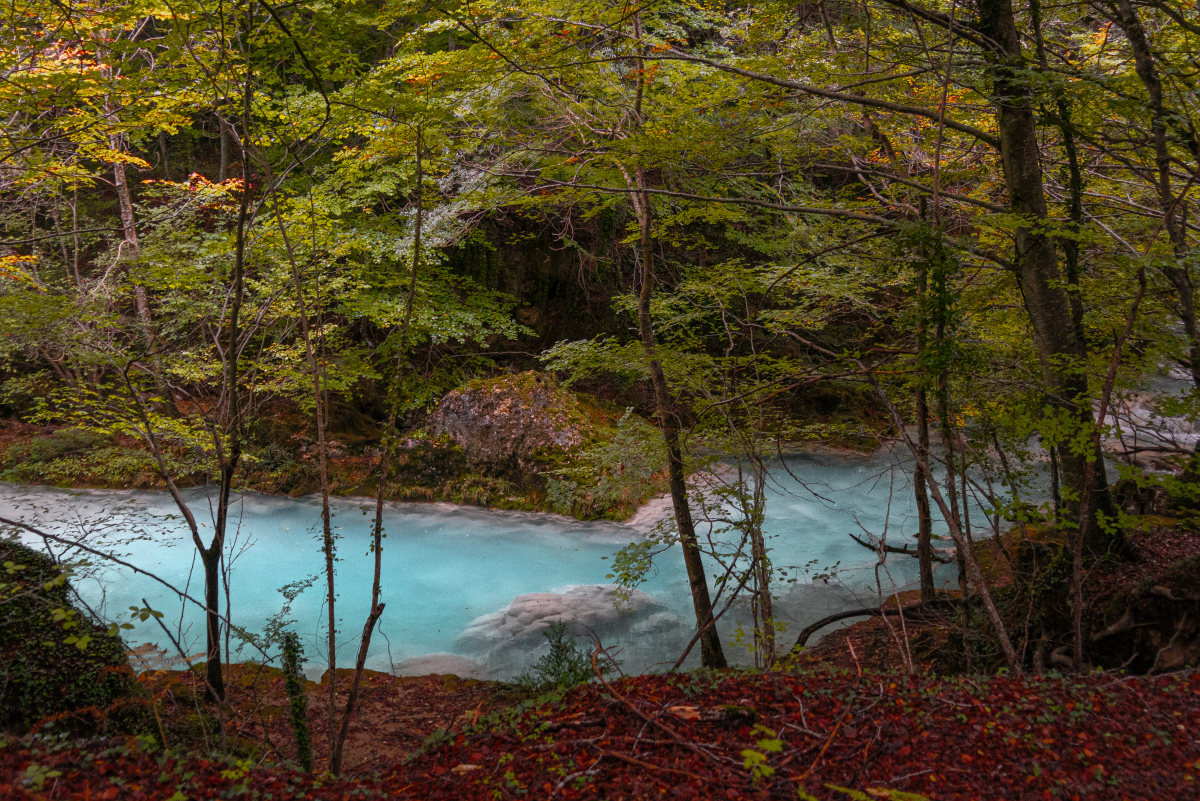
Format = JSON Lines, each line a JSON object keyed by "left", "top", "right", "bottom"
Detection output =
{"left": 426, "top": 371, "right": 617, "bottom": 484}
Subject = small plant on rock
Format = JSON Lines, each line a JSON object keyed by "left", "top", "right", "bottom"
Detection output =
{"left": 515, "top": 623, "right": 597, "bottom": 692}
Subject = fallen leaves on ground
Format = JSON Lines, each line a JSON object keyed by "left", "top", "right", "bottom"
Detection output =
{"left": 134, "top": 664, "right": 499, "bottom": 774}
{"left": 4, "top": 666, "right": 1199, "bottom": 800}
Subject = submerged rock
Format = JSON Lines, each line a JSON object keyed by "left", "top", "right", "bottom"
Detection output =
{"left": 459, "top": 584, "right": 661, "bottom": 644}
{"left": 457, "top": 584, "right": 684, "bottom": 678}
{"left": 426, "top": 371, "right": 617, "bottom": 481}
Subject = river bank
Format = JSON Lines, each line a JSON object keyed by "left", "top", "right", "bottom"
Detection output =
{"left": 0, "top": 416, "right": 883, "bottom": 528}
{"left": 0, "top": 418, "right": 564, "bottom": 514}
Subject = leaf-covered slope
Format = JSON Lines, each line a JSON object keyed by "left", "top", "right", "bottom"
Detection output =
{"left": 3, "top": 668, "right": 1199, "bottom": 799}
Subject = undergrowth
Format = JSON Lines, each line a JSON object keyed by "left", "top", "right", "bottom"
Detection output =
{"left": 514, "top": 622, "right": 599, "bottom": 693}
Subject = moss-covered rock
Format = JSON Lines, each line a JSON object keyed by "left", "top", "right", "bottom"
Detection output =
{"left": 391, "top": 435, "right": 469, "bottom": 486}
{"left": 426, "top": 371, "right": 618, "bottom": 484}
{"left": 0, "top": 539, "right": 140, "bottom": 734}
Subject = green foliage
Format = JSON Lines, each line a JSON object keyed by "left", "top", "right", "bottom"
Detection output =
{"left": 1, "top": 434, "right": 206, "bottom": 488}
{"left": 740, "top": 724, "right": 784, "bottom": 781}
{"left": 604, "top": 539, "right": 661, "bottom": 610}
{"left": 27, "top": 429, "right": 109, "bottom": 462}
{"left": 21, "top": 764, "right": 62, "bottom": 791}
{"left": 254, "top": 443, "right": 297, "bottom": 473}
{"left": 514, "top": 623, "right": 598, "bottom": 693}
{"left": 544, "top": 409, "right": 668, "bottom": 519}
{"left": 1, "top": 429, "right": 107, "bottom": 481}
{"left": 281, "top": 632, "right": 313, "bottom": 773}
{"left": 541, "top": 338, "right": 651, "bottom": 385}
{"left": 1, "top": 0, "right": 1199, "bottom": 699}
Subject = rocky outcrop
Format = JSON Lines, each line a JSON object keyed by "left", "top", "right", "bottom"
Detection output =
{"left": 426, "top": 371, "right": 616, "bottom": 481}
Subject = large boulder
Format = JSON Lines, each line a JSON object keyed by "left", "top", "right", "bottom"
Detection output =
{"left": 426, "top": 372, "right": 616, "bottom": 480}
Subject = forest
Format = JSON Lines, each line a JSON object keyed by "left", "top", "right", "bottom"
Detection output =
{"left": 2, "top": 0, "right": 1200, "bottom": 797}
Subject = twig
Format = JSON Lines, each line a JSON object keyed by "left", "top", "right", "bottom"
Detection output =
{"left": 847, "top": 638, "right": 863, "bottom": 677}
{"left": 590, "top": 648, "right": 726, "bottom": 767}
{"left": 599, "top": 750, "right": 709, "bottom": 782}
{"left": 795, "top": 716, "right": 844, "bottom": 782}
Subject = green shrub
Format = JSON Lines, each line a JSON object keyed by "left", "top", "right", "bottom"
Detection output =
{"left": 27, "top": 429, "right": 108, "bottom": 462}
{"left": 514, "top": 623, "right": 598, "bottom": 692}
{"left": 281, "top": 632, "right": 312, "bottom": 772}
{"left": 1, "top": 440, "right": 206, "bottom": 487}
{"left": 257, "top": 443, "right": 296, "bottom": 472}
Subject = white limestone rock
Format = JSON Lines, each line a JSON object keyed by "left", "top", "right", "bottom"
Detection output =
{"left": 456, "top": 584, "right": 685, "bottom": 678}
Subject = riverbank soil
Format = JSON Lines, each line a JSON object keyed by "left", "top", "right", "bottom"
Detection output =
{"left": 3, "top": 667, "right": 1199, "bottom": 799}
{"left": 134, "top": 665, "right": 502, "bottom": 775}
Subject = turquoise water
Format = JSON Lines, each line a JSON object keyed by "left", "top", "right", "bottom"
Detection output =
{"left": 0, "top": 449, "right": 973, "bottom": 678}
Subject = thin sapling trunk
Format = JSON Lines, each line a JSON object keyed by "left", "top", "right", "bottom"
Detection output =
{"left": 331, "top": 125, "right": 424, "bottom": 774}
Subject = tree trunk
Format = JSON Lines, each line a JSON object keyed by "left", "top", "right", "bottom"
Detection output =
{"left": 865, "top": 373, "right": 1023, "bottom": 671}
{"left": 1108, "top": 0, "right": 1200, "bottom": 388}
{"left": 1031, "top": 0, "right": 1087, "bottom": 344}
{"left": 329, "top": 602, "right": 383, "bottom": 772}
{"left": 915, "top": 388, "right": 934, "bottom": 600}
{"left": 70, "top": 187, "right": 81, "bottom": 288}
{"left": 110, "top": 139, "right": 155, "bottom": 351}
{"left": 202, "top": 548, "right": 225, "bottom": 701}
{"left": 158, "top": 132, "right": 171, "bottom": 180}
{"left": 1049, "top": 443, "right": 1061, "bottom": 522}
{"left": 219, "top": 119, "right": 229, "bottom": 182}
{"left": 332, "top": 126, "right": 424, "bottom": 774}
{"left": 633, "top": 183, "right": 726, "bottom": 669}
{"left": 261, "top": 132, "right": 337, "bottom": 766}
{"left": 937, "top": 384, "right": 970, "bottom": 613}
{"left": 110, "top": 131, "right": 177, "bottom": 413}
{"left": 199, "top": 75, "right": 254, "bottom": 703}
{"left": 747, "top": 469, "right": 775, "bottom": 667}
{"left": 628, "top": 11, "right": 725, "bottom": 669}
{"left": 976, "top": 0, "right": 1116, "bottom": 550}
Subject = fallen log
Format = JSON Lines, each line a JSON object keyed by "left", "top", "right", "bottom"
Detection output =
{"left": 847, "top": 532, "right": 954, "bottom": 564}
{"left": 790, "top": 599, "right": 953, "bottom": 650}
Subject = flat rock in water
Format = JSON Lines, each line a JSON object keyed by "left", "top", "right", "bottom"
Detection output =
{"left": 459, "top": 584, "right": 657, "bottom": 642}
{"left": 456, "top": 584, "right": 684, "bottom": 677}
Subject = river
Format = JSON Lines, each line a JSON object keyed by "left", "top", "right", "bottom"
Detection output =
{"left": 1, "top": 449, "right": 973, "bottom": 679}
